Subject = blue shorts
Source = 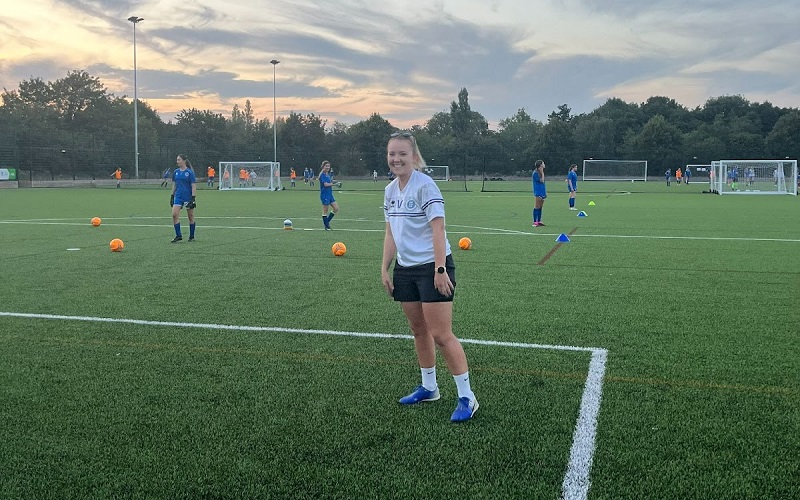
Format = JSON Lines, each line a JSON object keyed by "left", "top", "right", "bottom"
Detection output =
{"left": 392, "top": 255, "right": 455, "bottom": 303}
{"left": 321, "top": 194, "right": 336, "bottom": 205}
{"left": 173, "top": 196, "right": 192, "bottom": 209}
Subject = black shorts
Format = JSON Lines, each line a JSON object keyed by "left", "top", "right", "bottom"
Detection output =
{"left": 392, "top": 254, "right": 455, "bottom": 303}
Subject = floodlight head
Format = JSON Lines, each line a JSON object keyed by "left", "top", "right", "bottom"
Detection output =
{"left": 270, "top": 59, "right": 280, "bottom": 65}
{"left": 127, "top": 16, "right": 144, "bottom": 23}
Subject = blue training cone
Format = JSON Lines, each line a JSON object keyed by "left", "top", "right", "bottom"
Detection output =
{"left": 556, "top": 233, "right": 571, "bottom": 243}
{"left": 577, "top": 211, "right": 588, "bottom": 217}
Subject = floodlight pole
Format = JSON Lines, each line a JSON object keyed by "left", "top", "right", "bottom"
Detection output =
{"left": 128, "top": 16, "right": 144, "bottom": 179}
{"left": 270, "top": 59, "right": 280, "bottom": 164}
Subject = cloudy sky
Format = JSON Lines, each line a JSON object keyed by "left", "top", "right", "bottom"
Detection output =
{"left": 2, "top": 0, "right": 799, "bottom": 128}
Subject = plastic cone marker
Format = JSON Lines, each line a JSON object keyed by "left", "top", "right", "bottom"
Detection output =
{"left": 556, "top": 233, "right": 571, "bottom": 242}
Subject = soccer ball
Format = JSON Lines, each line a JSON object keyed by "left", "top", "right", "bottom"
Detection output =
{"left": 283, "top": 219, "right": 293, "bottom": 230}
{"left": 109, "top": 238, "right": 124, "bottom": 252}
{"left": 91, "top": 217, "right": 102, "bottom": 227}
{"left": 458, "top": 237, "right": 472, "bottom": 250}
{"left": 332, "top": 242, "right": 347, "bottom": 256}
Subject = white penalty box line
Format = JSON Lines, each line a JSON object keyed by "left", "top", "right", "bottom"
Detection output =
{"left": 0, "top": 311, "right": 607, "bottom": 500}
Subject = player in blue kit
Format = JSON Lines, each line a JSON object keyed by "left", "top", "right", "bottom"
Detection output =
{"left": 170, "top": 154, "right": 197, "bottom": 242}
{"left": 318, "top": 160, "right": 339, "bottom": 230}
{"left": 532, "top": 159, "right": 547, "bottom": 226}
{"left": 381, "top": 131, "right": 478, "bottom": 423}
{"left": 566, "top": 163, "right": 578, "bottom": 210}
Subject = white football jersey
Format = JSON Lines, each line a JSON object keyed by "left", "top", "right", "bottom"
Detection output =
{"left": 384, "top": 170, "right": 451, "bottom": 266}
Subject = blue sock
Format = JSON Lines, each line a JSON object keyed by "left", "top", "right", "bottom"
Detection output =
{"left": 532, "top": 209, "right": 536, "bottom": 223}
{"left": 174, "top": 223, "right": 181, "bottom": 237}
{"left": 534, "top": 208, "right": 541, "bottom": 222}
{"left": 327, "top": 212, "right": 335, "bottom": 223}
{"left": 538, "top": 208, "right": 543, "bottom": 222}
{"left": 322, "top": 215, "right": 328, "bottom": 228}
{"left": 569, "top": 198, "right": 575, "bottom": 208}
{"left": 189, "top": 223, "right": 195, "bottom": 238}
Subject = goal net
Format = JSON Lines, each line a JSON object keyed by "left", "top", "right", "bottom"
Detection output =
{"left": 684, "top": 164, "right": 711, "bottom": 184}
{"left": 421, "top": 165, "right": 450, "bottom": 181}
{"left": 582, "top": 159, "right": 648, "bottom": 182}
{"left": 218, "top": 162, "right": 282, "bottom": 191}
{"left": 714, "top": 159, "right": 797, "bottom": 195}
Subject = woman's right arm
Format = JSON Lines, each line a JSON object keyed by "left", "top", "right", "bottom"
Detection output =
{"left": 381, "top": 223, "right": 396, "bottom": 296}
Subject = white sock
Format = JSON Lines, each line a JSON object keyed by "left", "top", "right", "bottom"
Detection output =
{"left": 453, "top": 371, "right": 475, "bottom": 400}
{"left": 421, "top": 366, "right": 437, "bottom": 391}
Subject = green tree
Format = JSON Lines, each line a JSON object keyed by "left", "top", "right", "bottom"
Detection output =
{"left": 590, "top": 98, "right": 644, "bottom": 157}
{"left": 622, "top": 115, "right": 683, "bottom": 171}
{"left": 766, "top": 111, "right": 800, "bottom": 158}
{"left": 345, "top": 113, "right": 395, "bottom": 175}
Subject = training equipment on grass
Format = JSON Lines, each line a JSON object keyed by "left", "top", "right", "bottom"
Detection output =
{"left": 332, "top": 242, "right": 347, "bottom": 256}
{"left": 713, "top": 159, "right": 797, "bottom": 195}
{"left": 588, "top": 201, "right": 596, "bottom": 206}
{"left": 421, "top": 165, "right": 451, "bottom": 182}
{"left": 283, "top": 219, "right": 293, "bottom": 230}
{"left": 458, "top": 237, "right": 472, "bottom": 250}
{"left": 91, "top": 217, "right": 101, "bottom": 227}
{"left": 582, "top": 159, "right": 648, "bottom": 182}
{"left": 218, "top": 161, "right": 282, "bottom": 191}
{"left": 578, "top": 211, "right": 587, "bottom": 217}
{"left": 556, "top": 234, "right": 571, "bottom": 243}
{"left": 109, "top": 238, "right": 124, "bottom": 252}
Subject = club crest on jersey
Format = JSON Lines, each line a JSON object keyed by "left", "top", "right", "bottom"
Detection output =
{"left": 406, "top": 199, "right": 417, "bottom": 209}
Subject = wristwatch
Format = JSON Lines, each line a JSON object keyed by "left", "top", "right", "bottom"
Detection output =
{"left": 436, "top": 266, "right": 446, "bottom": 275}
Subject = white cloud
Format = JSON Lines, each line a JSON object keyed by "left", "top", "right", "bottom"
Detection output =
{"left": 1, "top": 0, "right": 799, "bottom": 127}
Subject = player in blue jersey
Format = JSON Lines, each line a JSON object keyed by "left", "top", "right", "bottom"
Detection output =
{"left": 381, "top": 131, "right": 478, "bottom": 423}
{"left": 532, "top": 160, "right": 547, "bottom": 226}
{"left": 665, "top": 168, "right": 671, "bottom": 186}
{"left": 170, "top": 154, "right": 197, "bottom": 242}
{"left": 161, "top": 167, "right": 171, "bottom": 188}
{"left": 566, "top": 164, "right": 578, "bottom": 210}
{"left": 318, "top": 160, "right": 339, "bottom": 230}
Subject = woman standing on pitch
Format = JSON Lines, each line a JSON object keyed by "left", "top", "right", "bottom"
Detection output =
{"left": 170, "top": 154, "right": 197, "bottom": 243}
{"left": 381, "top": 131, "right": 479, "bottom": 423}
{"left": 532, "top": 159, "right": 547, "bottom": 226}
{"left": 566, "top": 163, "right": 578, "bottom": 210}
{"left": 319, "top": 160, "right": 339, "bottom": 230}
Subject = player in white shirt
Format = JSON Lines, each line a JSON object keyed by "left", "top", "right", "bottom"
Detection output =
{"left": 381, "top": 131, "right": 478, "bottom": 423}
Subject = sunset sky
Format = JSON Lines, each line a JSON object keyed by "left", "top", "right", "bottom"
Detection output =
{"left": 2, "top": 0, "right": 799, "bottom": 128}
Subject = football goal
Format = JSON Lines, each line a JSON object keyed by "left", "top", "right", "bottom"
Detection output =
{"left": 713, "top": 159, "right": 797, "bottom": 195}
{"left": 684, "top": 164, "right": 711, "bottom": 184}
{"left": 582, "top": 159, "right": 648, "bottom": 182}
{"left": 218, "top": 162, "right": 282, "bottom": 191}
{"left": 421, "top": 165, "right": 450, "bottom": 181}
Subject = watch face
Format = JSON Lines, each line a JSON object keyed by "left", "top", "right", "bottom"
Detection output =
{"left": 437, "top": 266, "right": 446, "bottom": 274}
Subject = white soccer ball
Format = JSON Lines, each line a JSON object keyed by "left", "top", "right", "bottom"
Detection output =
{"left": 283, "top": 219, "right": 293, "bottom": 230}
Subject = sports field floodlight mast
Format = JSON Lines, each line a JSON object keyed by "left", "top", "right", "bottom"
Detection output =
{"left": 127, "top": 16, "right": 144, "bottom": 179}
{"left": 270, "top": 59, "right": 280, "bottom": 164}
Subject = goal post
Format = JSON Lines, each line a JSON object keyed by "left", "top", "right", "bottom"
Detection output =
{"left": 582, "top": 159, "right": 648, "bottom": 182}
{"left": 714, "top": 159, "right": 797, "bottom": 195}
{"left": 421, "top": 165, "right": 450, "bottom": 181}
{"left": 218, "top": 161, "right": 282, "bottom": 191}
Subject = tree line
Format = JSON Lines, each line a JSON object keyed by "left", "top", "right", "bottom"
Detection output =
{"left": 1, "top": 70, "right": 799, "bottom": 180}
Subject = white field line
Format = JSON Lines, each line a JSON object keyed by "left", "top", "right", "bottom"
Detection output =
{"left": 0, "top": 310, "right": 607, "bottom": 500}
{"left": 2, "top": 218, "right": 798, "bottom": 242}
